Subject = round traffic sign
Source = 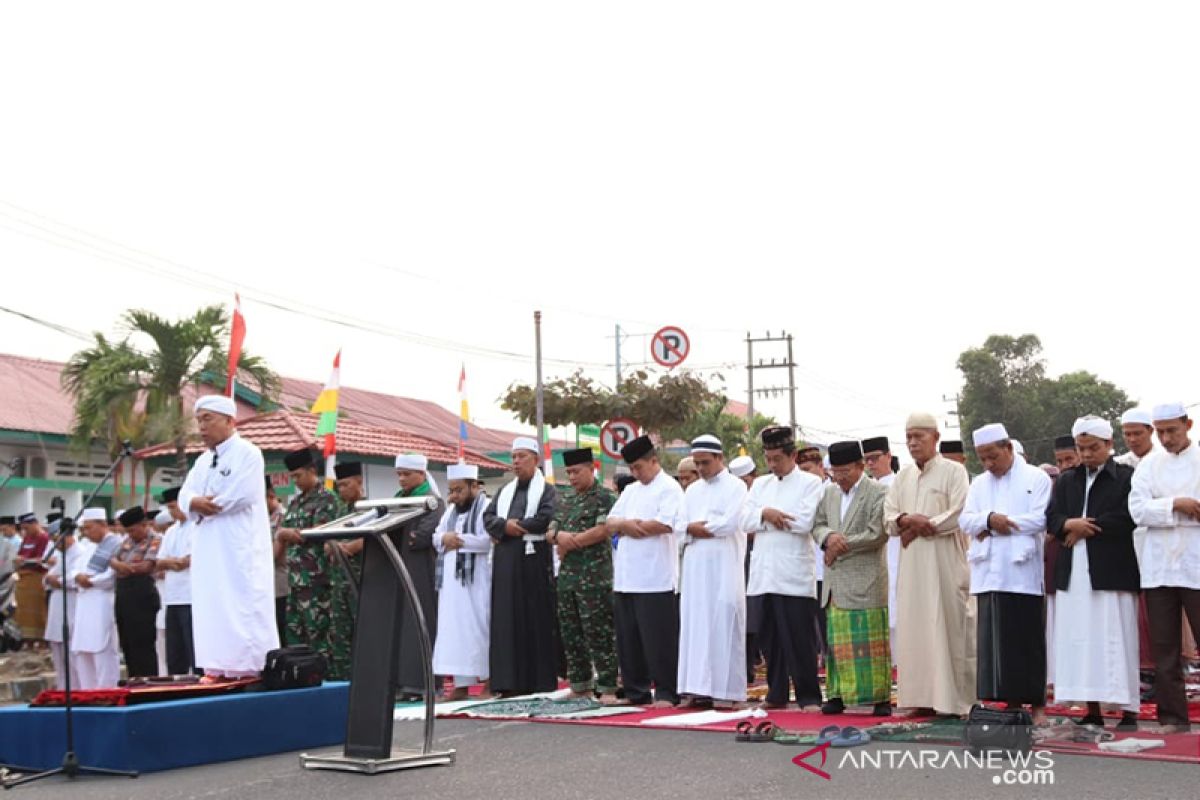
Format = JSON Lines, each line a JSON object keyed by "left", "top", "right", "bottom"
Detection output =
{"left": 651, "top": 325, "right": 690, "bottom": 369}
{"left": 600, "top": 418, "right": 639, "bottom": 460}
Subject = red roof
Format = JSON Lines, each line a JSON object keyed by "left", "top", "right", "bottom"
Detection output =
{"left": 134, "top": 409, "right": 510, "bottom": 471}
{"left": 0, "top": 352, "right": 556, "bottom": 453}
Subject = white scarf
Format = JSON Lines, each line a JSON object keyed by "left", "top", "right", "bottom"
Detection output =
{"left": 496, "top": 469, "right": 545, "bottom": 522}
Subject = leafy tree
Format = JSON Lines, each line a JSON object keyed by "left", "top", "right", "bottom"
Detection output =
{"left": 64, "top": 306, "right": 280, "bottom": 486}
{"left": 957, "top": 334, "right": 1132, "bottom": 467}
{"left": 659, "top": 399, "right": 779, "bottom": 464}
{"left": 501, "top": 368, "right": 723, "bottom": 434}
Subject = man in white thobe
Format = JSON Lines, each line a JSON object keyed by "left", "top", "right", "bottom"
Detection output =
{"left": 156, "top": 488, "right": 197, "bottom": 675}
{"left": 43, "top": 525, "right": 93, "bottom": 690}
{"left": 1116, "top": 407, "right": 1160, "bottom": 680}
{"left": 862, "top": 435, "right": 900, "bottom": 664}
{"left": 884, "top": 412, "right": 975, "bottom": 717}
{"left": 679, "top": 434, "right": 747, "bottom": 708}
{"left": 741, "top": 425, "right": 824, "bottom": 710}
{"left": 1050, "top": 415, "right": 1142, "bottom": 731}
{"left": 432, "top": 463, "right": 492, "bottom": 700}
{"left": 1129, "top": 402, "right": 1200, "bottom": 733}
{"left": 70, "top": 509, "right": 122, "bottom": 689}
{"left": 960, "top": 423, "right": 1051, "bottom": 723}
{"left": 178, "top": 394, "right": 279, "bottom": 679}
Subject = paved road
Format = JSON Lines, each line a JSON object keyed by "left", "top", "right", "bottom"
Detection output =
{"left": 6, "top": 718, "right": 1195, "bottom": 800}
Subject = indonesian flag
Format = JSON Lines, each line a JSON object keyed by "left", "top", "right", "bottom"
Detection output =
{"left": 225, "top": 293, "right": 246, "bottom": 397}
{"left": 310, "top": 350, "right": 341, "bottom": 489}
{"left": 458, "top": 364, "right": 469, "bottom": 461}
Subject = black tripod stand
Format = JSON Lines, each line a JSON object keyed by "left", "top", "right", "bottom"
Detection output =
{"left": 0, "top": 443, "right": 139, "bottom": 788}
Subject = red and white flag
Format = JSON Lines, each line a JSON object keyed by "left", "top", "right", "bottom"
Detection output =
{"left": 225, "top": 293, "right": 246, "bottom": 397}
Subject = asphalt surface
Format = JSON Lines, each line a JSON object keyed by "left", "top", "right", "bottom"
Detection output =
{"left": 4, "top": 717, "right": 1196, "bottom": 800}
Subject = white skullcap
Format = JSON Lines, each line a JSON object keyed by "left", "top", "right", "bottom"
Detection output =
{"left": 80, "top": 508, "right": 107, "bottom": 522}
{"left": 729, "top": 455, "right": 755, "bottom": 477}
{"left": 114, "top": 509, "right": 126, "bottom": 520}
{"left": 822, "top": 454, "right": 831, "bottom": 469}
{"left": 1012, "top": 439, "right": 1025, "bottom": 457}
{"left": 195, "top": 394, "right": 237, "bottom": 417}
{"left": 1120, "top": 408, "right": 1153, "bottom": 427}
{"left": 905, "top": 412, "right": 939, "bottom": 430}
{"left": 972, "top": 423, "right": 1009, "bottom": 447}
{"left": 1071, "top": 415, "right": 1113, "bottom": 440}
{"left": 690, "top": 434, "right": 723, "bottom": 454}
{"left": 1152, "top": 402, "right": 1187, "bottom": 422}
{"left": 394, "top": 453, "right": 428, "bottom": 471}
{"left": 155, "top": 509, "right": 173, "bottom": 526}
{"left": 447, "top": 463, "right": 478, "bottom": 481}
{"left": 512, "top": 437, "right": 540, "bottom": 454}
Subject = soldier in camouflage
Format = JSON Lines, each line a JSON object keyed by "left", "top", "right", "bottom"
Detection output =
{"left": 274, "top": 449, "right": 349, "bottom": 679}
{"left": 552, "top": 448, "right": 619, "bottom": 701}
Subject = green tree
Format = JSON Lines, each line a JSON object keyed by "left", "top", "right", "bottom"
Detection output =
{"left": 501, "top": 368, "right": 723, "bottom": 434}
{"left": 63, "top": 306, "right": 280, "bottom": 484}
{"left": 659, "top": 399, "right": 779, "bottom": 464}
{"left": 957, "top": 334, "right": 1132, "bottom": 468}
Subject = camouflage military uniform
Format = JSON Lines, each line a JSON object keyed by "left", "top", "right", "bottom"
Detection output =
{"left": 283, "top": 487, "right": 350, "bottom": 679}
{"left": 554, "top": 483, "right": 618, "bottom": 694}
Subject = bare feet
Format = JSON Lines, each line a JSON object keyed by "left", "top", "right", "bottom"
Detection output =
{"left": 800, "top": 704, "right": 822, "bottom": 713}
{"left": 1154, "top": 723, "right": 1190, "bottom": 734}
{"left": 758, "top": 700, "right": 788, "bottom": 710}
{"left": 446, "top": 687, "right": 469, "bottom": 702}
{"left": 598, "top": 693, "right": 623, "bottom": 705}
{"left": 651, "top": 699, "right": 675, "bottom": 709}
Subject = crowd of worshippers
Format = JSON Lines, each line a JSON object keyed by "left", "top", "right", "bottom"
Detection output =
{"left": 11, "top": 395, "right": 1200, "bottom": 734}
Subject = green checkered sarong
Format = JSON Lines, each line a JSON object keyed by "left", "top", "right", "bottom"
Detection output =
{"left": 825, "top": 605, "right": 891, "bottom": 705}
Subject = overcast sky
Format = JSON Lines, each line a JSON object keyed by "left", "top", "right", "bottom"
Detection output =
{"left": 1, "top": 2, "right": 1196, "bottom": 451}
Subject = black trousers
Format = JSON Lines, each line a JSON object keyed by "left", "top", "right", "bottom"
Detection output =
{"left": 275, "top": 595, "right": 289, "bottom": 646}
{"left": 814, "top": 580, "right": 827, "bottom": 654}
{"left": 614, "top": 591, "right": 679, "bottom": 705}
{"left": 976, "top": 591, "right": 1045, "bottom": 705}
{"left": 115, "top": 576, "right": 161, "bottom": 678}
{"left": 757, "top": 593, "right": 821, "bottom": 707}
{"left": 1145, "top": 586, "right": 1200, "bottom": 727}
{"left": 165, "top": 604, "right": 196, "bottom": 675}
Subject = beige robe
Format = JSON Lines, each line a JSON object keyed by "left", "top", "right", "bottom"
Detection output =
{"left": 884, "top": 454, "right": 976, "bottom": 715}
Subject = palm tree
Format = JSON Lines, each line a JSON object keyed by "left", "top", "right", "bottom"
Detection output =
{"left": 63, "top": 305, "right": 280, "bottom": 485}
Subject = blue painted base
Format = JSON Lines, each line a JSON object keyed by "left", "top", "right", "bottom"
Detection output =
{"left": 0, "top": 682, "right": 349, "bottom": 773}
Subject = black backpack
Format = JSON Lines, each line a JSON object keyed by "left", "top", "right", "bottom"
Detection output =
{"left": 261, "top": 645, "right": 327, "bottom": 690}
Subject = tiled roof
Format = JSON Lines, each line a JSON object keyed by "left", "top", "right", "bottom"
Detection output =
{"left": 0, "top": 354, "right": 77, "bottom": 435}
{"left": 134, "top": 409, "right": 510, "bottom": 471}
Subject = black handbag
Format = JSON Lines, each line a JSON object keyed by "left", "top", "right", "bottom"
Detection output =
{"left": 261, "top": 645, "right": 327, "bottom": 690}
{"left": 963, "top": 704, "right": 1033, "bottom": 754}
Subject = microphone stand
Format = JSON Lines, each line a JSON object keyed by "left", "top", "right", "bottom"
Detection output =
{"left": 0, "top": 443, "right": 139, "bottom": 788}
{"left": 0, "top": 458, "right": 22, "bottom": 494}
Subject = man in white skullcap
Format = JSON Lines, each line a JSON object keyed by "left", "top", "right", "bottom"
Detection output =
{"left": 432, "top": 463, "right": 492, "bottom": 700}
{"left": 177, "top": 394, "right": 279, "bottom": 680}
{"left": 389, "top": 452, "right": 445, "bottom": 700}
{"left": 960, "top": 423, "right": 1052, "bottom": 723}
{"left": 1129, "top": 402, "right": 1200, "bottom": 733}
{"left": 70, "top": 509, "right": 123, "bottom": 688}
{"left": 1115, "top": 407, "right": 1159, "bottom": 679}
{"left": 729, "top": 455, "right": 757, "bottom": 490}
{"left": 678, "top": 434, "right": 748, "bottom": 709}
{"left": 1049, "top": 415, "right": 1141, "bottom": 730}
{"left": 884, "top": 412, "right": 974, "bottom": 717}
{"left": 43, "top": 515, "right": 94, "bottom": 689}
{"left": 483, "top": 437, "right": 559, "bottom": 695}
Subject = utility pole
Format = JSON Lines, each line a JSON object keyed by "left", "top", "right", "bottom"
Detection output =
{"left": 746, "top": 331, "right": 798, "bottom": 433}
{"left": 942, "top": 393, "right": 961, "bottom": 430}
{"left": 614, "top": 323, "right": 621, "bottom": 388}
{"left": 534, "top": 311, "right": 547, "bottom": 471}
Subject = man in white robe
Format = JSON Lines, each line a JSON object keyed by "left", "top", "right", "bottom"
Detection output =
{"left": 1050, "top": 415, "right": 1142, "bottom": 730}
{"left": 1129, "top": 402, "right": 1200, "bottom": 733}
{"left": 884, "top": 412, "right": 975, "bottom": 717}
{"left": 679, "top": 434, "right": 747, "bottom": 708}
{"left": 1116, "top": 407, "right": 1160, "bottom": 679}
{"left": 862, "top": 435, "right": 900, "bottom": 665}
{"left": 960, "top": 423, "right": 1051, "bottom": 723}
{"left": 432, "top": 463, "right": 492, "bottom": 700}
{"left": 177, "top": 394, "right": 279, "bottom": 679}
{"left": 43, "top": 524, "right": 93, "bottom": 690}
{"left": 70, "top": 509, "right": 122, "bottom": 689}
{"left": 741, "top": 426, "right": 824, "bottom": 710}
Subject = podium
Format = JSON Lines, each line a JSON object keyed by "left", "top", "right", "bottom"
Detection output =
{"left": 298, "top": 496, "right": 456, "bottom": 774}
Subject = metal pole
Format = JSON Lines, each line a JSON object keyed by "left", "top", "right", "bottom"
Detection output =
{"left": 535, "top": 311, "right": 545, "bottom": 451}
{"left": 746, "top": 332, "right": 754, "bottom": 423}
{"left": 786, "top": 333, "right": 797, "bottom": 432}
{"left": 614, "top": 323, "right": 621, "bottom": 388}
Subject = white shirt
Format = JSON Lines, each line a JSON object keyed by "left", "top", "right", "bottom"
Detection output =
{"left": 1115, "top": 443, "right": 1157, "bottom": 469}
{"left": 1129, "top": 442, "right": 1200, "bottom": 590}
{"left": 960, "top": 458, "right": 1051, "bottom": 595}
{"left": 608, "top": 468, "right": 684, "bottom": 593}
{"left": 740, "top": 465, "right": 824, "bottom": 597}
{"left": 157, "top": 520, "right": 194, "bottom": 606}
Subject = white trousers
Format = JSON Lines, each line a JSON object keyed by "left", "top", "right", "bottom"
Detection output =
{"left": 73, "top": 643, "right": 121, "bottom": 689}
{"left": 48, "top": 641, "right": 80, "bottom": 690}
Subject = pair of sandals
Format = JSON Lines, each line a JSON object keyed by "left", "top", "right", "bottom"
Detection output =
{"left": 816, "top": 725, "right": 872, "bottom": 747}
